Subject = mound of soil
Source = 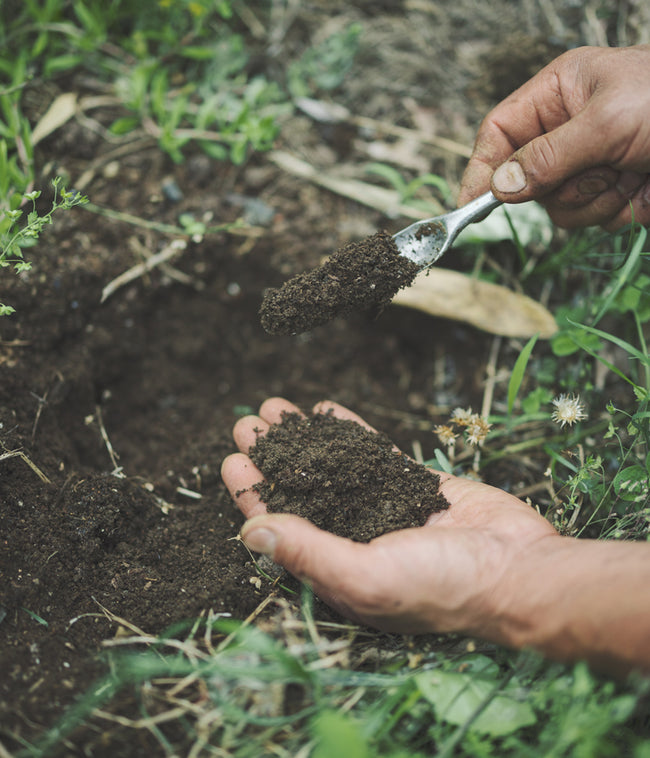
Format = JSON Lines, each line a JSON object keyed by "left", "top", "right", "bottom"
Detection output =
{"left": 259, "top": 231, "right": 419, "bottom": 335}
{"left": 249, "top": 410, "right": 449, "bottom": 541}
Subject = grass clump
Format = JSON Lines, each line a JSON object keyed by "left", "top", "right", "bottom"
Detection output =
{"left": 19, "top": 597, "right": 650, "bottom": 757}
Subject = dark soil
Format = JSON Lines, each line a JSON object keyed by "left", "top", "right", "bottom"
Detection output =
{"left": 0, "top": 140, "right": 487, "bottom": 752}
{"left": 249, "top": 410, "right": 449, "bottom": 542}
{"left": 259, "top": 231, "right": 419, "bottom": 335}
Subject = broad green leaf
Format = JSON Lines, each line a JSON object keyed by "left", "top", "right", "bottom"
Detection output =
{"left": 416, "top": 657, "right": 536, "bottom": 737}
{"left": 311, "top": 710, "right": 370, "bottom": 758}
{"left": 431, "top": 448, "right": 454, "bottom": 474}
{"left": 522, "top": 386, "right": 554, "bottom": 414}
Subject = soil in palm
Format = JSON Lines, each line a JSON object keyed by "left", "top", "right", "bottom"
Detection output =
{"left": 249, "top": 410, "right": 449, "bottom": 541}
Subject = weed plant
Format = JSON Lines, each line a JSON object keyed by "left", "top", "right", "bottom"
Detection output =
{"left": 0, "top": 1, "right": 363, "bottom": 313}
{"left": 21, "top": 594, "right": 650, "bottom": 757}
{"left": 497, "top": 221, "right": 649, "bottom": 540}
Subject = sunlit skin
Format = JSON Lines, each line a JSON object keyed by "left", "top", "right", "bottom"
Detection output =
{"left": 458, "top": 45, "right": 650, "bottom": 230}
{"left": 222, "top": 399, "right": 650, "bottom": 678}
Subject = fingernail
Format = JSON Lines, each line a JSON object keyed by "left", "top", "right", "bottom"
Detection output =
{"left": 576, "top": 176, "right": 609, "bottom": 195}
{"left": 492, "top": 161, "right": 527, "bottom": 194}
{"left": 242, "top": 526, "right": 277, "bottom": 556}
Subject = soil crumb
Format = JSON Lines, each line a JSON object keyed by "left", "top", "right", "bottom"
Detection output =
{"left": 259, "top": 231, "right": 419, "bottom": 335}
{"left": 248, "top": 410, "right": 449, "bottom": 542}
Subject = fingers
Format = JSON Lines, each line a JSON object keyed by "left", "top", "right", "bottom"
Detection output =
{"left": 490, "top": 109, "right": 612, "bottom": 203}
{"left": 459, "top": 44, "right": 650, "bottom": 228}
{"left": 240, "top": 513, "right": 374, "bottom": 618}
{"left": 541, "top": 168, "right": 650, "bottom": 229}
{"left": 603, "top": 181, "right": 650, "bottom": 231}
{"left": 458, "top": 52, "right": 576, "bottom": 205}
{"left": 259, "top": 397, "right": 304, "bottom": 424}
{"left": 221, "top": 452, "right": 267, "bottom": 518}
{"left": 227, "top": 398, "right": 376, "bottom": 519}
{"left": 240, "top": 512, "right": 452, "bottom": 633}
{"left": 232, "top": 397, "right": 303, "bottom": 453}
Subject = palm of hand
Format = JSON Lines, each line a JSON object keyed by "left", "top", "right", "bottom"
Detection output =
{"left": 221, "top": 398, "right": 558, "bottom": 637}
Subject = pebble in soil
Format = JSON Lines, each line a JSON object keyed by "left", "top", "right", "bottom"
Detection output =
{"left": 248, "top": 410, "right": 449, "bottom": 542}
{"left": 259, "top": 231, "right": 420, "bottom": 335}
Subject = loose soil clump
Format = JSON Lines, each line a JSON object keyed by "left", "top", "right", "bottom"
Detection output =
{"left": 249, "top": 410, "right": 449, "bottom": 542}
{"left": 259, "top": 231, "right": 419, "bottom": 335}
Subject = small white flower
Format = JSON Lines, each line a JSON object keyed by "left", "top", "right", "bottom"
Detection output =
{"left": 450, "top": 407, "right": 473, "bottom": 426}
{"left": 551, "top": 394, "right": 587, "bottom": 428}
{"left": 466, "top": 416, "right": 491, "bottom": 446}
{"left": 434, "top": 424, "right": 457, "bottom": 446}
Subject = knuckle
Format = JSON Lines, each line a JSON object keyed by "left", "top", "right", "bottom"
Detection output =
{"left": 521, "top": 136, "right": 561, "bottom": 187}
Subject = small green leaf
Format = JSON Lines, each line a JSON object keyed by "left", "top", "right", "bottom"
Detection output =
{"left": 44, "top": 54, "right": 84, "bottom": 77}
{"left": 521, "top": 386, "right": 553, "bottom": 414}
{"left": 232, "top": 404, "right": 255, "bottom": 417}
{"left": 427, "top": 448, "right": 453, "bottom": 474}
{"left": 613, "top": 465, "right": 650, "bottom": 502}
{"left": 109, "top": 116, "right": 139, "bottom": 135}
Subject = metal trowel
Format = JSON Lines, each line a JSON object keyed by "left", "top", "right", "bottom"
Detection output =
{"left": 393, "top": 191, "right": 502, "bottom": 269}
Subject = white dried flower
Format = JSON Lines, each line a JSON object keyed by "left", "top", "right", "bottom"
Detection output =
{"left": 551, "top": 394, "right": 587, "bottom": 428}
{"left": 434, "top": 424, "right": 457, "bottom": 446}
{"left": 450, "top": 407, "right": 473, "bottom": 426}
{"left": 466, "top": 416, "right": 491, "bottom": 446}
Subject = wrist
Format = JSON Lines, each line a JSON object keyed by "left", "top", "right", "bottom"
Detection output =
{"left": 488, "top": 535, "right": 650, "bottom": 676}
{"left": 492, "top": 534, "right": 573, "bottom": 654}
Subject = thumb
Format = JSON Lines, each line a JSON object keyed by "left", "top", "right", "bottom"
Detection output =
{"left": 241, "top": 513, "right": 369, "bottom": 592}
{"left": 239, "top": 513, "right": 440, "bottom": 631}
{"left": 491, "top": 110, "right": 612, "bottom": 203}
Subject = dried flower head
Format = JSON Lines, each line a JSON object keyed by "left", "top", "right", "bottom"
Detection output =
{"left": 551, "top": 394, "right": 587, "bottom": 428}
{"left": 450, "top": 407, "right": 473, "bottom": 426}
{"left": 466, "top": 416, "right": 491, "bottom": 446}
{"left": 434, "top": 424, "right": 457, "bottom": 446}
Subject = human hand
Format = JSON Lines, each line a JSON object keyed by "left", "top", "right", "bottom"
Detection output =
{"left": 221, "top": 397, "right": 559, "bottom": 640}
{"left": 459, "top": 45, "right": 650, "bottom": 230}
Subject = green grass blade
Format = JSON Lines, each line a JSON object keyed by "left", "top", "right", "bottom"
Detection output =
{"left": 567, "top": 318, "right": 650, "bottom": 367}
{"left": 507, "top": 334, "right": 538, "bottom": 416}
{"left": 593, "top": 224, "right": 647, "bottom": 325}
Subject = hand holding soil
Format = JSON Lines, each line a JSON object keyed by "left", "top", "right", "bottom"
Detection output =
{"left": 459, "top": 44, "right": 650, "bottom": 230}
{"left": 222, "top": 398, "right": 556, "bottom": 636}
{"left": 222, "top": 398, "right": 650, "bottom": 677}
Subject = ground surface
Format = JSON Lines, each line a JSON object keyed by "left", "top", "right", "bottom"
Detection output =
{"left": 1, "top": 2, "right": 643, "bottom": 753}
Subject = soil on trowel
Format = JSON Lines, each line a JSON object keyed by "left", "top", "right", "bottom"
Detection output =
{"left": 259, "top": 231, "right": 420, "bottom": 335}
{"left": 248, "top": 410, "right": 449, "bottom": 542}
